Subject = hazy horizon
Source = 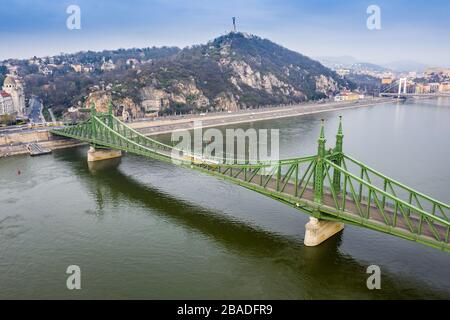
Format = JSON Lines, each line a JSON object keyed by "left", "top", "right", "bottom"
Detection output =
{"left": 1, "top": 0, "right": 449, "bottom": 68}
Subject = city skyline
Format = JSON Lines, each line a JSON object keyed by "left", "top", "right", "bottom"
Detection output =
{"left": 1, "top": 0, "right": 450, "bottom": 67}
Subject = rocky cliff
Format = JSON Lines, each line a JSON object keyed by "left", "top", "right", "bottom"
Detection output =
{"left": 85, "top": 91, "right": 143, "bottom": 119}
{"left": 135, "top": 32, "right": 353, "bottom": 114}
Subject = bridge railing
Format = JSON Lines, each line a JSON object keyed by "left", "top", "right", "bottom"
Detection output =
{"left": 92, "top": 115, "right": 323, "bottom": 198}
{"left": 52, "top": 113, "right": 314, "bottom": 167}
{"left": 342, "top": 154, "right": 450, "bottom": 221}
{"left": 197, "top": 155, "right": 318, "bottom": 199}
{"left": 324, "top": 158, "right": 450, "bottom": 248}
{"left": 104, "top": 114, "right": 291, "bottom": 166}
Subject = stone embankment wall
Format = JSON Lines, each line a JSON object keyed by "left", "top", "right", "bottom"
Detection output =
{"left": 0, "top": 130, "right": 83, "bottom": 157}
{"left": 0, "top": 130, "right": 50, "bottom": 145}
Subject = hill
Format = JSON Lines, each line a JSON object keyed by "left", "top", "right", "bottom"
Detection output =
{"left": 135, "top": 32, "right": 353, "bottom": 114}
{"left": 383, "top": 60, "right": 429, "bottom": 72}
{"left": 4, "top": 33, "right": 354, "bottom": 118}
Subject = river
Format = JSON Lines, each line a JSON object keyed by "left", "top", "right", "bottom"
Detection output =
{"left": 1, "top": 98, "right": 450, "bottom": 299}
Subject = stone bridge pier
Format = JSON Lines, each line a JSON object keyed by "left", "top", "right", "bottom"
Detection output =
{"left": 87, "top": 146, "right": 122, "bottom": 162}
{"left": 304, "top": 218, "right": 344, "bottom": 246}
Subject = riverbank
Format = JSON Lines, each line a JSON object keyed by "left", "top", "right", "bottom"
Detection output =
{"left": 0, "top": 97, "right": 394, "bottom": 158}
{"left": 133, "top": 97, "right": 394, "bottom": 136}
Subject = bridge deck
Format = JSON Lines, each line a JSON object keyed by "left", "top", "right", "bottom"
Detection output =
{"left": 223, "top": 169, "right": 449, "bottom": 248}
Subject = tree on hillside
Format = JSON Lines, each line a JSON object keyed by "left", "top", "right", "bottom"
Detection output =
{"left": 0, "top": 65, "right": 7, "bottom": 86}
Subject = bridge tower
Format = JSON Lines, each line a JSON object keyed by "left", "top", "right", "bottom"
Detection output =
{"left": 398, "top": 78, "right": 408, "bottom": 95}
{"left": 304, "top": 119, "right": 344, "bottom": 247}
{"left": 90, "top": 101, "right": 97, "bottom": 140}
{"left": 87, "top": 101, "right": 122, "bottom": 162}
{"left": 313, "top": 120, "right": 326, "bottom": 204}
{"left": 332, "top": 116, "right": 344, "bottom": 193}
{"left": 108, "top": 100, "right": 114, "bottom": 128}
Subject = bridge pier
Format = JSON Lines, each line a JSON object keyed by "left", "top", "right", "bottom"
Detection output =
{"left": 304, "top": 217, "right": 344, "bottom": 247}
{"left": 87, "top": 146, "right": 122, "bottom": 162}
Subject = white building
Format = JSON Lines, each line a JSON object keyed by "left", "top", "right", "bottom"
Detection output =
{"left": 0, "top": 91, "right": 15, "bottom": 115}
{"left": 101, "top": 59, "right": 116, "bottom": 72}
{"left": 126, "top": 58, "right": 140, "bottom": 69}
{"left": 336, "top": 69, "right": 350, "bottom": 77}
{"left": 71, "top": 64, "right": 94, "bottom": 73}
{"left": 39, "top": 65, "right": 53, "bottom": 76}
{"left": 71, "top": 64, "right": 83, "bottom": 73}
{"left": 2, "top": 75, "right": 26, "bottom": 117}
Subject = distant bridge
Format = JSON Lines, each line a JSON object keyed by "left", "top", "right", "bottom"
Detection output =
{"left": 380, "top": 92, "right": 450, "bottom": 98}
{"left": 380, "top": 77, "right": 450, "bottom": 99}
{"left": 51, "top": 103, "right": 450, "bottom": 252}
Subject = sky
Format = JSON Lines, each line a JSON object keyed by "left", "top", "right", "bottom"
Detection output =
{"left": 1, "top": 0, "right": 449, "bottom": 67}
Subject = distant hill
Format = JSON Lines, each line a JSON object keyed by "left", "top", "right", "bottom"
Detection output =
{"left": 316, "top": 55, "right": 359, "bottom": 68}
{"left": 10, "top": 33, "right": 354, "bottom": 117}
{"left": 382, "top": 60, "right": 429, "bottom": 72}
{"left": 317, "top": 56, "right": 429, "bottom": 73}
{"left": 316, "top": 56, "right": 389, "bottom": 72}
{"left": 352, "top": 62, "right": 389, "bottom": 73}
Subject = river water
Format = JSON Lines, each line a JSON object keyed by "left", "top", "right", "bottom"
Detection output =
{"left": 1, "top": 98, "right": 450, "bottom": 299}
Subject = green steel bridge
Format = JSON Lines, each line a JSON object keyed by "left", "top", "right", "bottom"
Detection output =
{"left": 51, "top": 104, "right": 450, "bottom": 253}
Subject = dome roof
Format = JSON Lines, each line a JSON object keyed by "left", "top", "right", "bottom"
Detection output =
{"left": 3, "top": 76, "right": 16, "bottom": 86}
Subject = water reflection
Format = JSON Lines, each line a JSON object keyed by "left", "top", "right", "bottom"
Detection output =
{"left": 87, "top": 157, "right": 121, "bottom": 173}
